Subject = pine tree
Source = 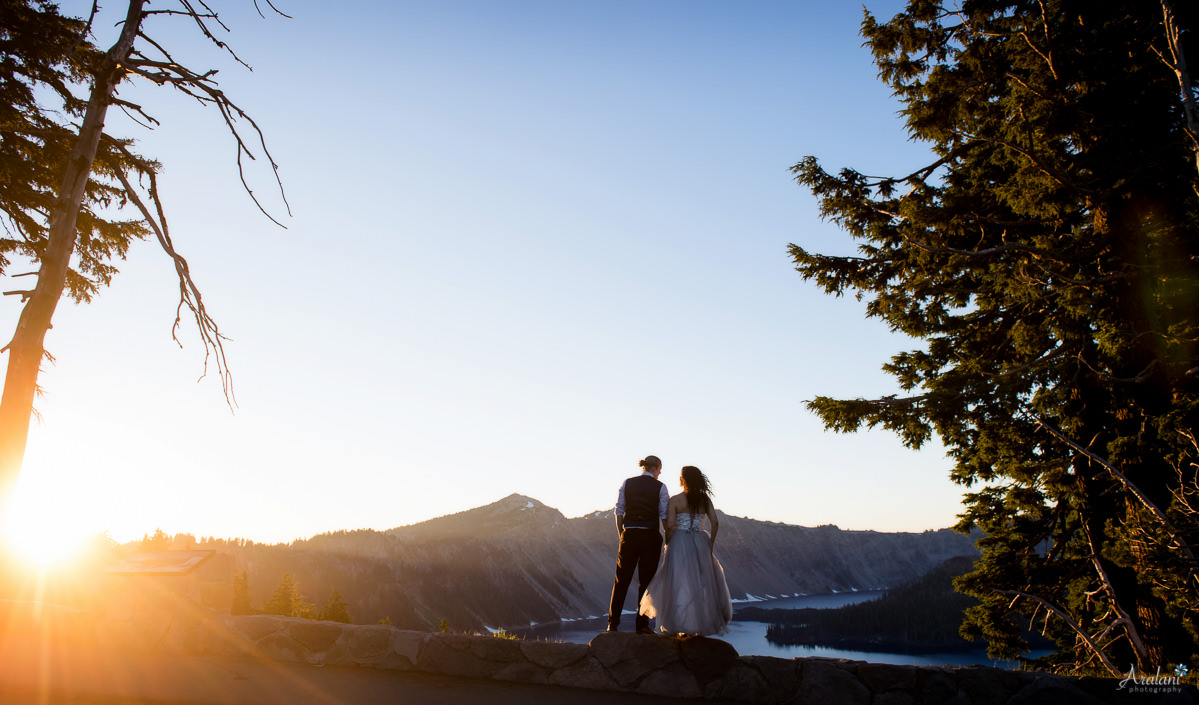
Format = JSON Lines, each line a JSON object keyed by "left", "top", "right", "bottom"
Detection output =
{"left": 321, "top": 588, "right": 352, "bottom": 624}
{"left": 140, "top": 528, "right": 171, "bottom": 551}
{"left": 263, "top": 573, "right": 299, "bottom": 617}
{"left": 792, "top": 0, "right": 1199, "bottom": 675}
{"left": 231, "top": 570, "right": 252, "bottom": 615}
{"left": 0, "top": 0, "right": 287, "bottom": 502}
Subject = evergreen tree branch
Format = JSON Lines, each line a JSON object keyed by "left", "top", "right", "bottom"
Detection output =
{"left": 1078, "top": 515, "right": 1152, "bottom": 666}
{"left": 957, "top": 131, "right": 1086, "bottom": 194}
{"left": 1027, "top": 410, "right": 1199, "bottom": 583}
{"left": 998, "top": 590, "right": 1120, "bottom": 675}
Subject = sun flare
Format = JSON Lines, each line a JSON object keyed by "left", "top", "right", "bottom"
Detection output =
{"left": 1, "top": 481, "right": 96, "bottom": 570}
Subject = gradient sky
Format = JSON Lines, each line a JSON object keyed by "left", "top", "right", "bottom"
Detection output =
{"left": 2, "top": 0, "right": 967, "bottom": 546}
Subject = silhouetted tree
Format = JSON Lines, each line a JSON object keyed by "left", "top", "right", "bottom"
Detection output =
{"left": 0, "top": 0, "right": 288, "bottom": 503}
{"left": 321, "top": 588, "right": 352, "bottom": 624}
{"left": 792, "top": 0, "right": 1199, "bottom": 675}
{"left": 263, "top": 573, "right": 298, "bottom": 616}
{"left": 232, "top": 569, "right": 252, "bottom": 615}
{"left": 140, "top": 528, "right": 171, "bottom": 550}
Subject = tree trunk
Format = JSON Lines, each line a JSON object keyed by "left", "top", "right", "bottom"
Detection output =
{"left": 0, "top": 0, "right": 146, "bottom": 502}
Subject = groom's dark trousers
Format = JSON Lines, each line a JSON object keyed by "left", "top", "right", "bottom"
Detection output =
{"left": 608, "top": 527, "right": 663, "bottom": 631}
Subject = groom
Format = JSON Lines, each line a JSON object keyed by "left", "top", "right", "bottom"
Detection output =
{"left": 607, "top": 454, "right": 669, "bottom": 634}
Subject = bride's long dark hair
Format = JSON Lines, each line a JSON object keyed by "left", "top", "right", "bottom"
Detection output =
{"left": 680, "top": 466, "right": 713, "bottom": 515}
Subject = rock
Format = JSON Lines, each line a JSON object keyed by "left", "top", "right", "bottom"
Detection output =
{"left": 392, "top": 630, "right": 426, "bottom": 666}
{"left": 345, "top": 625, "right": 393, "bottom": 659}
{"left": 588, "top": 632, "right": 681, "bottom": 687}
{"left": 255, "top": 632, "right": 305, "bottom": 663}
{"left": 637, "top": 662, "right": 702, "bottom": 699}
{"left": 232, "top": 615, "right": 285, "bottom": 641}
{"left": 873, "top": 691, "right": 916, "bottom": 705}
{"left": 798, "top": 658, "right": 872, "bottom": 705}
{"left": 468, "top": 635, "right": 523, "bottom": 663}
{"left": 548, "top": 655, "right": 621, "bottom": 691}
{"left": 743, "top": 655, "right": 802, "bottom": 702}
{"left": 520, "top": 640, "right": 588, "bottom": 669}
{"left": 859, "top": 661, "right": 919, "bottom": 694}
{"left": 418, "top": 633, "right": 509, "bottom": 678}
{"left": 493, "top": 659, "right": 549, "bottom": 684}
{"left": 194, "top": 616, "right": 256, "bottom": 658}
{"left": 954, "top": 666, "right": 1024, "bottom": 705}
{"left": 678, "top": 636, "right": 739, "bottom": 685}
{"left": 914, "top": 668, "right": 962, "bottom": 705}
{"left": 703, "top": 659, "right": 773, "bottom": 702}
{"left": 286, "top": 621, "right": 343, "bottom": 653}
{"left": 1007, "top": 676, "right": 1105, "bottom": 705}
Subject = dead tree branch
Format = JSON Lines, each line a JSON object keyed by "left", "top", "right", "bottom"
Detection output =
{"left": 999, "top": 590, "right": 1120, "bottom": 676}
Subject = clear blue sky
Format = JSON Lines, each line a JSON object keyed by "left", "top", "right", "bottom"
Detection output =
{"left": 3, "top": 0, "right": 965, "bottom": 546}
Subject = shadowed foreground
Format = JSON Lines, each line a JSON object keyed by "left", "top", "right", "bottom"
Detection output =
{"left": 0, "top": 632, "right": 732, "bottom": 705}
{"left": 2, "top": 588, "right": 1195, "bottom": 704}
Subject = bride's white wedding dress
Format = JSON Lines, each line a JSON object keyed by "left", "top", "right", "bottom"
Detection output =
{"left": 639, "top": 511, "right": 733, "bottom": 636}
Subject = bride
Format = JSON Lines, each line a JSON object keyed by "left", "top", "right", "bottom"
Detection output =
{"left": 639, "top": 465, "right": 732, "bottom": 636}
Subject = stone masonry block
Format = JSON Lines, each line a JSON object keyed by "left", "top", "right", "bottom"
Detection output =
{"left": 392, "top": 630, "right": 426, "bottom": 665}
{"left": 678, "top": 636, "right": 739, "bottom": 685}
{"left": 703, "top": 660, "right": 772, "bottom": 703}
{"left": 468, "top": 635, "right": 523, "bottom": 663}
{"left": 588, "top": 632, "right": 681, "bottom": 688}
{"left": 637, "top": 662, "right": 703, "bottom": 699}
{"left": 858, "top": 661, "right": 919, "bottom": 694}
{"left": 548, "top": 655, "right": 621, "bottom": 692}
{"left": 742, "top": 655, "right": 802, "bottom": 702}
{"left": 286, "top": 621, "right": 343, "bottom": 653}
{"left": 797, "top": 658, "right": 871, "bottom": 705}
{"left": 492, "top": 659, "right": 549, "bottom": 685}
{"left": 344, "top": 625, "right": 393, "bottom": 659}
{"left": 520, "top": 640, "right": 588, "bottom": 669}
{"left": 231, "top": 615, "right": 286, "bottom": 642}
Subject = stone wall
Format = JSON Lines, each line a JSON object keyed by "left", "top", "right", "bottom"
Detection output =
{"left": 176, "top": 614, "right": 1196, "bottom": 705}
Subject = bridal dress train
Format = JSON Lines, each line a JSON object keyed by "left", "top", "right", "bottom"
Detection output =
{"left": 639, "top": 512, "right": 733, "bottom": 636}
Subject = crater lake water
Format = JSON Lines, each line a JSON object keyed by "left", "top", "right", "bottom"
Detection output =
{"left": 511, "top": 591, "right": 1034, "bottom": 669}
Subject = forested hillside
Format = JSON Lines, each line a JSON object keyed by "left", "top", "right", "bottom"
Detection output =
{"left": 743, "top": 556, "right": 980, "bottom": 653}
{"left": 178, "top": 494, "right": 978, "bottom": 632}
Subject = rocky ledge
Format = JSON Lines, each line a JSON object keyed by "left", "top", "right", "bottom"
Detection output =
{"left": 171, "top": 615, "right": 1195, "bottom": 705}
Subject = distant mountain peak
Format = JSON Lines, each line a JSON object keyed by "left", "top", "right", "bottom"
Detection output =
{"left": 390, "top": 493, "right": 564, "bottom": 539}
{"left": 495, "top": 493, "right": 545, "bottom": 509}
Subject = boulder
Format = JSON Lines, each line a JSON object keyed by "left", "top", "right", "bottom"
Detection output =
{"left": 521, "top": 639, "right": 588, "bottom": 669}
{"left": 548, "top": 655, "right": 621, "bottom": 691}
{"left": 678, "top": 635, "right": 739, "bottom": 685}
{"left": 798, "top": 658, "right": 872, "bottom": 705}
{"left": 588, "top": 632, "right": 681, "bottom": 688}
{"left": 286, "top": 621, "right": 342, "bottom": 654}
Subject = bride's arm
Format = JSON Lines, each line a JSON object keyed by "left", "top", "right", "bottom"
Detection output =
{"left": 665, "top": 498, "right": 678, "bottom": 543}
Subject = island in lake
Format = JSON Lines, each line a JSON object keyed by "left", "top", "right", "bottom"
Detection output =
{"left": 738, "top": 555, "right": 983, "bottom": 654}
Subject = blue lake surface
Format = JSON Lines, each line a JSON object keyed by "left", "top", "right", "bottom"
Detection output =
{"left": 511, "top": 591, "right": 1034, "bottom": 669}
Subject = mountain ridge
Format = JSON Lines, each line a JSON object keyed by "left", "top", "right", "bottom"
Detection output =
{"left": 203, "top": 493, "right": 978, "bottom": 632}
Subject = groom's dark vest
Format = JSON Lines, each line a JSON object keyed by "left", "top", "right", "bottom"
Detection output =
{"left": 623, "top": 475, "right": 663, "bottom": 530}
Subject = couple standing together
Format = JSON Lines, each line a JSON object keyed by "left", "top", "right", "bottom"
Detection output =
{"left": 607, "top": 455, "right": 733, "bottom": 636}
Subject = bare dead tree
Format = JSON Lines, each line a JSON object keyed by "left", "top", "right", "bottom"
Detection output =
{"left": 1157, "top": 0, "right": 1199, "bottom": 183}
{"left": 0, "top": 0, "right": 288, "bottom": 500}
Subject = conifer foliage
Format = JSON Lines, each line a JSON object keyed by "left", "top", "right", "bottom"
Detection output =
{"left": 792, "top": 1, "right": 1199, "bottom": 675}
{"left": 0, "top": 0, "right": 287, "bottom": 501}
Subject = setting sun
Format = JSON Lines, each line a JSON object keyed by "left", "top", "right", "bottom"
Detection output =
{"left": 1, "top": 478, "right": 96, "bottom": 570}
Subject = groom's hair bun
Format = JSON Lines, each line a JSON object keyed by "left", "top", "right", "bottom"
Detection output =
{"left": 639, "top": 455, "right": 661, "bottom": 469}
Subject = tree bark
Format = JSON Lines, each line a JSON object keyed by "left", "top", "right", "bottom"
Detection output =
{"left": 0, "top": 0, "right": 146, "bottom": 501}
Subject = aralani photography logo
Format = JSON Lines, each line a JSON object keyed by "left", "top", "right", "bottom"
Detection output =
{"left": 1116, "top": 664, "right": 1189, "bottom": 695}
